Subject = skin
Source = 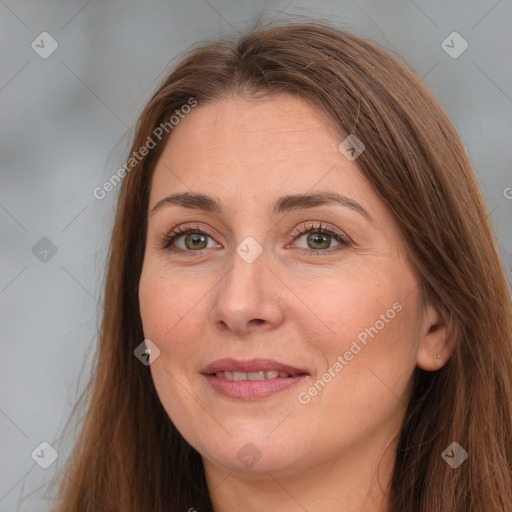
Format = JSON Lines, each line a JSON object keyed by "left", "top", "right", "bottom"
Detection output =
{"left": 138, "top": 93, "right": 455, "bottom": 511}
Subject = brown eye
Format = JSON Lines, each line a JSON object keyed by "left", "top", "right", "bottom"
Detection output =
{"left": 290, "top": 223, "right": 348, "bottom": 254}
{"left": 161, "top": 225, "right": 220, "bottom": 253}
{"left": 306, "top": 232, "right": 333, "bottom": 250}
{"left": 183, "top": 232, "right": 208, "bottom": 250}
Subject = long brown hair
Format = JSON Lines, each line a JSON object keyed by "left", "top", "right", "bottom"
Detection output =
{"left": 48, "top": 21, "right": 512, "bottom": 511}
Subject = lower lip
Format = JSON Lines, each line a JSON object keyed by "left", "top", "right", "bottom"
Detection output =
{"left": 203, "top": 374, "right": 308, "bottom": 400}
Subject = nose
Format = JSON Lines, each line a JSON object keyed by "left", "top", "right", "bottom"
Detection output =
{"left": 209, "top": 242, "right": 285, "bottom": 336}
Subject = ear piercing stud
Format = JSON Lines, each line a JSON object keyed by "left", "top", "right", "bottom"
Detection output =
{"left": 436, "top": 353, "right": 441, "bottom": 359}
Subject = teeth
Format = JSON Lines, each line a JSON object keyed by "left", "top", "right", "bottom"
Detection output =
{"left": 214, "top": 370, "right": 292, "bottom": 380}
{"left": 248, "top": 371, "right": 265, "bottom": 381}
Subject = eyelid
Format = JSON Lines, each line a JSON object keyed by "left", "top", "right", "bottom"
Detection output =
{"left": 288, "top": 221, "right": 350, "bottom": 244}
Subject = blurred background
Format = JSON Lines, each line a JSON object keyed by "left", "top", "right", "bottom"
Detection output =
{"left": 1, "top": 0, "right": 511, "bottom": 510}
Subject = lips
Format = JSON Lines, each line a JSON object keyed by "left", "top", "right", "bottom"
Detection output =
{"left": 201, "top": 358, "right": 309, "bottom": 399}
{"left": 201, "top": 358, "right": 309, "bottom": 376}
{"left": 201, "top": 358, "right": 309, "bottom": 400}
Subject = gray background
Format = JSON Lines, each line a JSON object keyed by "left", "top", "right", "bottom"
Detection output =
{"left": 1, "top": 1, "right": 511, "bottom": 510}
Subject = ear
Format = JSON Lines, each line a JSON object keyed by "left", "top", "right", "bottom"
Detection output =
{"left": 416, "top": 302, "right": 457, "bottom": 371}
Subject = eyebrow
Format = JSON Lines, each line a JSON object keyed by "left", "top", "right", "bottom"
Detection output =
{"left": 150, "top": 191, "right": 374, "bottom": 224}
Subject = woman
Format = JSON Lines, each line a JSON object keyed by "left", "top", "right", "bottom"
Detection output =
{"left": 49, "top": 21, "right": 512, "bottom": 511}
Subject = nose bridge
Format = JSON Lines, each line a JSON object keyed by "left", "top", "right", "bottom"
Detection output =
{"left": 222, "top": 238, "right": 267, "bottom": 305}
{"left": 210, "top": 237, "right": 283, "bottom": 333}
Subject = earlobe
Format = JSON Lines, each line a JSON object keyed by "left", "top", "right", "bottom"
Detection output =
{"left": 416, "top": 303, "right": 457, "bottom": 371}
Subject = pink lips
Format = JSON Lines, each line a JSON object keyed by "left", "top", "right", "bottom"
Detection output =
{"left": 201, "top": 358, "right": 309, "bottom": 400}
{"left": 201, "top": 358, "right": 308, "bottom": 376}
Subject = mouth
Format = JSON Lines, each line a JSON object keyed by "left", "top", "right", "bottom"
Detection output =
{"left": 201, "top": 358, "right": 309, "bottom": 400}
{"left": 212, "top": 370, "right": 300, "bottom": 381}
{"left": 201, "top": 357, "right": 309, "bottom": 377}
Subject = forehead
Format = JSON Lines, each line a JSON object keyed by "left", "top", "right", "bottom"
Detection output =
{"left": 150, "top": 94, "right": 365, "bottom": 200}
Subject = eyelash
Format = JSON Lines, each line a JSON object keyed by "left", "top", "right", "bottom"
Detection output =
{"left": 159, "top": 222, "right": 350, "bottom": 256}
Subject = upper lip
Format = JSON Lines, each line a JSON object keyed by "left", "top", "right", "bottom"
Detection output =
{"left": 201, "top": 358, "right": 309, "bottom": 376}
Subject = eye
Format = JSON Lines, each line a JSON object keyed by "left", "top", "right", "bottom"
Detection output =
{"left": 289, "top": 222, "right": 349, "bottom": 255}
{"left": 160, "top": 222, "right": 350, "bottom": 256}
{"left": 160, "top": 224, "right": 220, "bottom": 253}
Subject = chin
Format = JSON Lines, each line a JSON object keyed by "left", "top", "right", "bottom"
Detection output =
{"left": 198, "top": 436, "right": 306, "bottom": 476}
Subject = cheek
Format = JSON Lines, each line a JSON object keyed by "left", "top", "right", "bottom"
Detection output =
{"left": 300, "top": 272, "right": 404, "bottom": 355}
{"left": 138, "top": 265, "right": 210, "bottom": 363}
{"left": 138, "top": 267, "right": 211, "bottom": 434}
{"left": 298, "top": 289, "right": 416, "bottom": 448}
{"left": 299, "top": 274, "right": 418, "bottom": 402}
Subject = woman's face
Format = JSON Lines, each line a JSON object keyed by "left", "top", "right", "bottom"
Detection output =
{"left": 139, "top": 93, "right": 436, "bottom": 479}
